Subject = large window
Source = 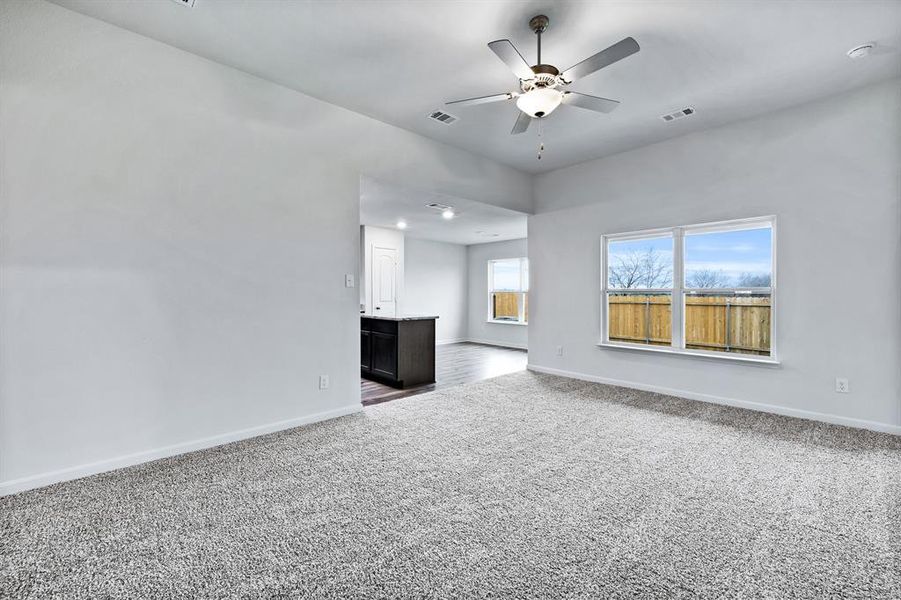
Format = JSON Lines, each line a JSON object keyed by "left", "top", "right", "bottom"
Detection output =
{"left": 602, "top": 217, "right": 775, "bottom": 360}
{"left": 489, "top": 258, "right": 528, "bottom": 324}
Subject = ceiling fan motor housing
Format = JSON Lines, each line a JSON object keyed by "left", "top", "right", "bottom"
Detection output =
{"left": 522, "top": 71, "right": 560, "bottom": 90}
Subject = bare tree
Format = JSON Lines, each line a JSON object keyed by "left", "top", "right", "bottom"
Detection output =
{"left": 736, "top": 272, "right": 771, "bottom": 287}
{"left": 609, "top": 248, "right": 672, "bottom": 288}
{"left": 685, "top": 269, "right": 730, "bottom": 288}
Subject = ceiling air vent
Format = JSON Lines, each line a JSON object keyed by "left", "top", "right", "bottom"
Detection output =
{"left": 660, "top": 107, "right": 695, "bottom": 122}
{"left": 428, "top": 110, "right": 459, "bottom": 125}
{"left": 169, "top": 0, "right": 196, "bottom": 7}
{"left": 426, "top": 202, "right": 452, "bottom": 212}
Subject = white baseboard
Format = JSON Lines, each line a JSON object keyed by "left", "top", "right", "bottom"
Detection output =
{"left": 466, "top": 338, "right": 528, "bottom": 351}
{"left": 527, "top": 364, "right": 901, "bottom": 435}
{"left": 0, "top": 403, "right": 363, "bottom": 497}
{"left": 436, "top": 338, "right": 467, "bottom": 346}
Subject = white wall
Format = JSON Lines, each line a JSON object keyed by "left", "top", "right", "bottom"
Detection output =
{"left": 404, "top": 239, "right": 468, "bottom": 344}
{"left": 530, "top": 79, "right": 901, "bottom": 432}
{"left": 361, "top": 225, "right": 405, "bottom": 316}
{"left": 0, "top": 0, "right": 531, "bottom": 493}
{"left": 467, "top": 239, "right": 529, "bottom": 350}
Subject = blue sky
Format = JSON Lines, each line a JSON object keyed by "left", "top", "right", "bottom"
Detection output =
{"left": 492, "top": 259, "right": 527, "bottom": 291}
{"left": 607, "top": 236, "right": 674, "bottom": 288}
{"left": 684, "top": 227, "right": 772, "bottom": 282}
{"left": 608, "top": 227, "right": 772, "bottom": 287}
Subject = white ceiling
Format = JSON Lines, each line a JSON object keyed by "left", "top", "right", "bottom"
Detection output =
{"left": 53, "top": 0, "right": 901, "bottom": 174}
{"left": 360, "top": 177, "right": 527, "bottom": 246}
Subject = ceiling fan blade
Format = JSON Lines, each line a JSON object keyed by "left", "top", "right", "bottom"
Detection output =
{"left": 561, "top": 37, "right": 640, "bottom": 83}
{"left": 446, "top": 92, "right": 515, "bottom": 107}
{"left": 488, "top": 39, "right": 535, "bottom": 80}
{"left": 511, "top": 111, "right": 532, "bottom": 135}
{"left": 563, "top": 91, "right": 621, "bottom": 113}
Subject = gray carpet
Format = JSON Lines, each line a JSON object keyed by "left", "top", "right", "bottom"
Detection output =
{"left": 2, "top": 371, "right": 900, "bottom": 599}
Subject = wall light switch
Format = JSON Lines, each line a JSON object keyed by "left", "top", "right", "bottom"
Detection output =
{"left": 319, "top": 375, "right": 330, "bottom": 390}
{"left": 345, "top": 274, "right": 355, "bottom": 288}
{"left": 556, "top": 345, "right": 564, "bottom": 357}
{"left": 835, "top": 378, "right": 849, "bottom": 393}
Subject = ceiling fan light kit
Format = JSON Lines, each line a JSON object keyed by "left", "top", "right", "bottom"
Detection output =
{"left": 517, "top": 87, "right": 563, "bottom": 118}
{"left": 446, "top": 14, "right": 640, "bottom": 158}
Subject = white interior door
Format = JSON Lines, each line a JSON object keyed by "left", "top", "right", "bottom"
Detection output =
{"left": 372, "top": 245, "right": 397, "bottom": 317}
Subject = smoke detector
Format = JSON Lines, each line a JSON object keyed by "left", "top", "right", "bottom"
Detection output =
{"left": 660, "top": 107, "right": 695, "bottom": 122}
{"left": 847, "top": 43, "right": 875, "bottom": 59}
{"left": 168, "top": 0, "right": 196, "bottom": 7}
{"left": 426, "top": 202, "right": 453, "bottom": 212}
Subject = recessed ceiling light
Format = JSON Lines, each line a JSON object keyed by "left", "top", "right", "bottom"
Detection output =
{"left": 442, "top": 209, "right": 455, "bottom": 220}
{"left": 396, "top": 220, "right": 407, "bottom": 230}
{"left": 847, "top": 43, "right": 875, "bottom": 59}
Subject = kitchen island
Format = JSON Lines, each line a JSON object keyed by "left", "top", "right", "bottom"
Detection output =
{"left": 361, "top": 315, "right": 437, "bottom": 389}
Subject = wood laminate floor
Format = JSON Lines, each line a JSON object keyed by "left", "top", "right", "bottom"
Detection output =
{"left": 361, "top": 342, "right": 527, "bottom": 405}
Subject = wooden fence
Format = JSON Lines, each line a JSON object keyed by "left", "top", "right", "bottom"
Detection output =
{"left": 608, "top": 295, "right": 771, "bottom": 355}
{"left": 492, "top": 292, "right": 527, "bottom": 322}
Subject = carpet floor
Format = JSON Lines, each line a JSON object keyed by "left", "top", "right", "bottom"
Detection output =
{"left": 2, "top": 371, "right": 900, "bottom": 599}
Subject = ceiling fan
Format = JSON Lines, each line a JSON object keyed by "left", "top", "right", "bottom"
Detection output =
{"left": 447, "top": 15, "right": 640, "bottom": 136}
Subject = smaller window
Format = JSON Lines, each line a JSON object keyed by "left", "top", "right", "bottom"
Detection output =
{"left": 606, "top": 234, "right": 673, "bottom": 347}
{"left": 683, "top": 223, "right": 773, "bottom": 357}
{"left": 489, "top": 258, "right": 528, "bottom": 324}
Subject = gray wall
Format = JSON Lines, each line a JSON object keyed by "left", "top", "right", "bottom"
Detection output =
{"left": 0, "top": 0, "right": 530, "bottom": 493}
{"left": 467, "top": 239, "right": 529, "bottom": 350}
{"left": 404, "top": 239, "right": 468, "bottom": 344}
{"left": 529, "top": 79, "right": 901, "bottom": 432}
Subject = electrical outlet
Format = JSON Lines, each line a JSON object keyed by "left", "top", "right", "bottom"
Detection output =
{"left": 345, "top": 274, "right": 355, "bottom": 288}
{"left": 319, "top": 375, "right": 330, "bottom": 390}
{"left": 835, "top": 378, "right": 849, "bottom": 393}
{"left": 556, "top": 345, "right": 564, "bottom": 357}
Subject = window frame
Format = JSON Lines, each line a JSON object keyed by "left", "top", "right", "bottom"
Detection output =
{"left": 600, "top": 216, "right": 777, "bottom": 364}
{"left": 487, "top": 257, "right": 529, "bottom": 325}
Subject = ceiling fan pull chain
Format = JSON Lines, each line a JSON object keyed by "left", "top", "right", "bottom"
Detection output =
{"left": 537, "top": 118, "right": 544, "bottom": 160}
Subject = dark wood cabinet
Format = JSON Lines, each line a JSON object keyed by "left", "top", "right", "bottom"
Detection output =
{"left": 370, "top": 332, "right": 397, "bottom": 378}
{"left": 360, "top": 317, "right": 436, "bottom": 389}
{"left": 361, "top": 329, "right": 371, "bottom": 372}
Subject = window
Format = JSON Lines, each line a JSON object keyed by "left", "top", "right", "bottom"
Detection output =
{"left": 606, "top": 233, "right": 673, "bottom": 346}
{"left": 489, "top": 258, "right": 528, "bottom": 324}
{"left": 602, "top": 217, "right": 775, "bottom": 361}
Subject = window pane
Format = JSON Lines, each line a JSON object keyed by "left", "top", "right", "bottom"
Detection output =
{"left": 491, "top": 260, "right": 521, "bottom": 291}
{"left": 492, "top": 292, "right": 520, "bottom": 321}
{"left": 684, "top": 226, "right": 772, "bottom": 288}
{"left": 607, "top": 236, "right": 673, "bottom": 289}
{"left": 522, "top": 259, "right": 529, "bottom": 291}
{"left": 607, "top": 292, "right": 672, "bottom": 346}
{"left": 684, "top": 292, "right": 771, "bottom": 356}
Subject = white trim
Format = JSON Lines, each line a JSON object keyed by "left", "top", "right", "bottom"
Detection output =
{"left": 486, "top": 319, "right": 528, "bottom": 326}
{"left": 672, "top": 227, "right": 685, "bottom": 349}
{"left": 466, "top": 337, "right": 528, "bottom": 351}
{"left": 0, "top": 403, "right": 363, "bottom": 497}
{"left": 682, "top": 215, "right": 777, "bottom": 235}
{"left": 597, "top": 341, "right": 780, "bottom": 365}
{"left": 436, "top": 337, "right": 468, "bottom": 345}
{"left": 602, "top": 226, "right": 674, "bottom": 242}
{"left": 527, "top": 364, "right": 900, "bottom": 435}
